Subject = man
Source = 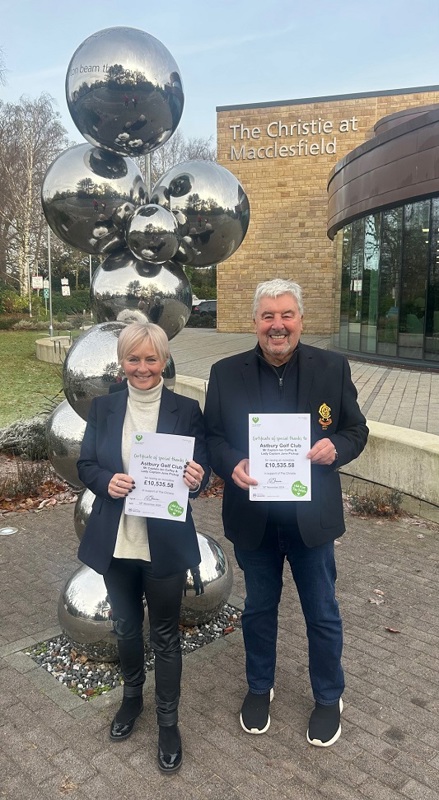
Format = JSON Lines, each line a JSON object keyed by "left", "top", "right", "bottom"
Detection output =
{"left": 204, "top": 279, "right": 368, "bottom": 747}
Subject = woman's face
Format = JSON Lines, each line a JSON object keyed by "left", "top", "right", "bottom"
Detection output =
{"left": 121, "top": 340, "right": 168, "bottom": 391}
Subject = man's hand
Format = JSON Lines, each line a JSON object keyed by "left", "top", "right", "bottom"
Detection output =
{"left": 307, "top": 439, "right": 338, "bottom": 466}
{"left": 231, "top": 458, "right": 259, "bottom": 490}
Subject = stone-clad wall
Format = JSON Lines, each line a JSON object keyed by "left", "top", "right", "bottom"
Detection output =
{"left": 175, "top": 374, "right": 439, "bottom": 523}
{"left": 216, "top": 88, "right": 439, "bottom": 334}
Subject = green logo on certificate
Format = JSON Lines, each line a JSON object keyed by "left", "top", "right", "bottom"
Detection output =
{"left": 168, "top": 501, "right": 184, "bottom": 517}
{"left": 291, "top": 481, "right": 308, "bottom": 497}
{"left": 135, "top": 434, "right": 143, "bottom": 441}
{"left": 252, "top": 417, "right": 259, "bottom": 423}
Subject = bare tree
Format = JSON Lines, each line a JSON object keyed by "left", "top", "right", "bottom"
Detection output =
{"left": 141, "top": 129, "right": 216, "bottom": 189}
{"left": 0, "top": 94, "right": 68, "bottom": 297}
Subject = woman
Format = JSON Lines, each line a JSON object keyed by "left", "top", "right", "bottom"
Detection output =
{"left": 77, "top": 322, "right": 209, "bottom": 774}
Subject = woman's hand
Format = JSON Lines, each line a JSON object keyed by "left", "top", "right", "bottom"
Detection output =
{"left": 108, "top": 473, "right": 135, "bottom": 499}
{"left": 183, "top": 460, "right": 205, "bottom": 493}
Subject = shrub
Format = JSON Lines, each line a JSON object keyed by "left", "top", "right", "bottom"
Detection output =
{"left": 0, "top": 315, "right": 25, "bottom": 330}
{"left": 68, "top": 312, "right": 90, "bottom": 329}
{"left": 11, "top": 318, "right": 72, "bottom": 331}
{"left": 51, "top": 290, "right": 91, "bottom": 315}
{"left": 0, "top": 288, "right": 28, "bottom": 315}
{"left": 186, "top": 313, "right": 216, "bottom": 328}
{"left": 0, "top": 415, "right": 49, "bottom": 460}
{"left": 0, "top": 457, "right": 53, "bottom": 500}
{"left": 347, "top": 488, "right": 403, "bottom": 517}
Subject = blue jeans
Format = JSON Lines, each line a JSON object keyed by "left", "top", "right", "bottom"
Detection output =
{"left": 234, "top": 519, "right": 344, "bottom": 705}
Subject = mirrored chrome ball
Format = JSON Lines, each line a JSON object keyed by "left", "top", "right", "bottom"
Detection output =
{"left": 74, "top": 488, "right": 95, "bottom": 541}
{"left": 58, "top": 566, "right": 117, "bottom": 661}
{"left": 46, "top": 400, "right": 86, "bottom": 488}
{"left": 66, "top": 26, "right": 184, "bottom": 157}
{"left": 91, "top": 249, "right": 192, "bottom": 340}
{"left": 63, "top": 322, "right": 127, "bottom": 421}
{"left": 162, "top": 354, "right": 176, "bottom": 390}
{"left": 42, "top": 144, "right": 147, "bottom": 254}
{"left": 151, "top": 160, "right": 250, "bottom": 267}
{"left": 180, "top": 532, "right": 233, "bottom": 626}
{"left": 126, "top": 204, "right": 179, "bottom": 263}
{"left": 58, "top": 564, "right": 150, "bottom": 662}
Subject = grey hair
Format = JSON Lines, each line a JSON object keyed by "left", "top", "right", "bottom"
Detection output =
{"left": 117, "top": 322, "right": 170, "bottom": 364}
{"left": 252, "top": 279, "right": 304, "bottom": 318}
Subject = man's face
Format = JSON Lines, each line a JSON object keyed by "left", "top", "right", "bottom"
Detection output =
{"left": 254, "top": 293, "right": 303, "bottom": 365}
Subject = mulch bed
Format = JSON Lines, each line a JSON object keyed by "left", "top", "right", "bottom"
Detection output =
{"left": 0, "top": 454, "right": 77, "bottom": 516}
{"left": 0, "top": 455, "right": 223, "bottom": 516}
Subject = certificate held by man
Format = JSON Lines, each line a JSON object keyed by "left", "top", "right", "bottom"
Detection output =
{"left": 248, "top": 413, "right": 311, "bottom": 501}
{"left": 125, "top": 432, "right": 195, "bottom": 522}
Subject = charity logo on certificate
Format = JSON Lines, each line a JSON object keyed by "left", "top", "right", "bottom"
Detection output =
{"left": 125, "top": 432, "right": 195, "bottom": 522}
{"left": 248, "top": 413, "right": 311, "bottom": 501}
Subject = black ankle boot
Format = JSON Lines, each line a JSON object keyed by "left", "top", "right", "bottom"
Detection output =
{"left": 157, "top": 724, "right": 182, "bottom": 773}
{"left": 109, "top": 695, "right": 143, "bottom": 742}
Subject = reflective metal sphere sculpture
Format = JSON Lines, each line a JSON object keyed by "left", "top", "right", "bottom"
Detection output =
{"left": 66, "top": 27, "right": 184, "bottom": 157}
{"left": 180, "top": 532, "right": 233, "bottom": 626}
{"left": 151, "top": 160, "right": 250, "bottom": 267}
{"left": 162, "top": 354, "right": 176, "bottom": 390}
{"left": 58, "top": 565, "right": 150, "bottom": 662}
{"left": 74, "top": 488, "right": 96, "bottom": 541}
{"left": 42, "top": 144, "right": 147, "bottom": 255}
{"left": 126, "top": 204, "right": 179, "bottom": 263}
{"left": 91, "top": 249, "right": 192, "bottom": 340}
{"left": 46, "top": 28, "right": 245, "bottom": 664}
{"left": 46, "top": 400, "right": 86, "bottom": 488}
{"left": 63, "top": 321, "right": 127, "bottom": 420}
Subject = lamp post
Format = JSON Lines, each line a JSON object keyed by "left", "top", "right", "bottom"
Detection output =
{"left": 143, "top": 153, "right": 151, "bottom": 196}
{"left": 89, "top": 254, "right": 93, "bottom": 321}
{"left": 27, "top": 259, "right": 32, "bottom": 319}
{"left": 47, "top": 227, "right": 54, "bottom": 338}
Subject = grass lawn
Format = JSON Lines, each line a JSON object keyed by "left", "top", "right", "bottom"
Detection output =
{"left": 0, "top": 331, "right": 66, "bottom": 427}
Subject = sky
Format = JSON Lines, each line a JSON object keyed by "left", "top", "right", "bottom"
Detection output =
{"left": 1, "top": 0, "right": 439, "bottom": 146}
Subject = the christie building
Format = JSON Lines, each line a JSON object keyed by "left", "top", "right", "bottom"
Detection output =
{"left": 216, "top": 85, "right": 439, "bottom": 368}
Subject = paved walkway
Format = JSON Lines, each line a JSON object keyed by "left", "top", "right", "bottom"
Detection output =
{"left": 1, "top": 329, "right": 439, "bottom": 799}
{"left": 2, "top": 496, "right": 439, "bottom": 799}
{"left": 170, "top": 329, "right": 439, "bottom": 435}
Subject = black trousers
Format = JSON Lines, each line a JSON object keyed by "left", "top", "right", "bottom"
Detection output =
{"left": 104, "top": 558, "right": 186, "bottom": 726}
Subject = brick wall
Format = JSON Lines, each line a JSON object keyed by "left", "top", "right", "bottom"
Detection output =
{"left": 216, "top": 89, "right": 439, "bottom": 333}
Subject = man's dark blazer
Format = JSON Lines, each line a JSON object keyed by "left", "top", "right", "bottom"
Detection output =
{"left": 77, "top": 385, "right": 210, "bottom": 578}
{"left": 204, "top": 344, "right": 368, "bottom": 550}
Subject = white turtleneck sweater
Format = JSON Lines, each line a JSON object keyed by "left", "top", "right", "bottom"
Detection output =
{"left": 113, "top": 379, "right": 163, "bottom": 561}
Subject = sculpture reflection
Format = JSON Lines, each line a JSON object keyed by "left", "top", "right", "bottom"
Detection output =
{"left": 63, "top": 322, "right": 127, "bottom": 420}
{"left": 151, "top": 160, "right": 250, "bottom": 267}
{"left": 180, "top": 533, "right": 233, "bottom": 626}
{"left": 66, "top": 27, "right": 184, "bottom": 157}
{"left": 91, "top": 249, "right": 192, "bottom": 340}
{"left": 126, "top": 204, "right": 179, "bottom": 263}
{"left": 42, "top": 144, "right": 147, "bottom": 255}
{"left": 46, "top": 400, "right": 86, "bottom": 488}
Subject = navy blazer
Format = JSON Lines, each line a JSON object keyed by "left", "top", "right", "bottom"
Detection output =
{"left": 204, "top": 344, "right": 368, "bottom": 550}
{"left": 77, "top": 386, "right": 210, "bottom": 577}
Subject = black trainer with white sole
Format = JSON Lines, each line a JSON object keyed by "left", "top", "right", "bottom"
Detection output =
{"left": 306, "top": 698, "right": 343, "bottom": 747}
{"left": 240, "top": 688, "right": 274, "bottom": 734}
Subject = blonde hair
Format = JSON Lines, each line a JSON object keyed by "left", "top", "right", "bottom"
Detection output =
{"left": 117, "top": 322, "right": 170, "bottom": 363}
{"left": 252, "top": 279, "right": 304, "bottom": 318}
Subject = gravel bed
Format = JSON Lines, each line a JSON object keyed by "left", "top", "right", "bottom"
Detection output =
{"left": 25, "top": 603, "right": 241, "bottom": 701}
